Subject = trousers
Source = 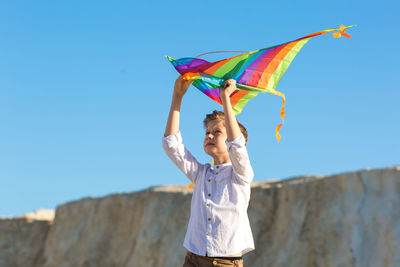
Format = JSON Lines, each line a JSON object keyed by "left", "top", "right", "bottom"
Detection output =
{"left": 182, "top": 251, "right": 244, "bottom": 267}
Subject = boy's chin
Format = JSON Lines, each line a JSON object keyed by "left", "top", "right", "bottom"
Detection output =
{"left": 204, "top": 147, "right": 216, "bottom": 156}
{"left": 204, "top": 149, "right": 213, "bottom": 156}
{"left": 204, "top": 146, "right": 227, "bottom": 157}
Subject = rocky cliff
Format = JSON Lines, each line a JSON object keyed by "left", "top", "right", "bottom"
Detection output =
{"left": 1, "top": 166, "right": 399, "bottom": 267}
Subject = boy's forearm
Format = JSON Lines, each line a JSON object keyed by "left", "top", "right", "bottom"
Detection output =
{"left": 164, "top": 93, "right": 184, "bottom": 137}
{"left": 221, "top": 93, "right": 241, "bottom": 142}
{"left": 164, "top": 76, "right": 191, "bottom": 137}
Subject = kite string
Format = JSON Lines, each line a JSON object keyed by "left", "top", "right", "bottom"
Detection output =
{"left": 195, "top": 51, "right": 250, "bottom": 58}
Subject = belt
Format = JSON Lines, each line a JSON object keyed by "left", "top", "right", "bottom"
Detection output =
{"left": 211, "top": 256, "right": 243, "bottom": 261}
{"left": 205, "top": 252, "right": 242, "bottom": 260}
{"left": 188, "top": 251, "right": 243, "bottom": 261}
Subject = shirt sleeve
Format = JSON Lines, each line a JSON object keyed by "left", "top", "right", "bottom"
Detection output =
{"left": 162, "top": 132, "right": 202, "bottom": 183}
{"left": 226, "top": 134, "right": 254, "bottom": 184}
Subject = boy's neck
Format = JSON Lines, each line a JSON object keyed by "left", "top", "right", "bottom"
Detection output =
{"left": 213, "top": 154, "right": 231, "bottom": 165}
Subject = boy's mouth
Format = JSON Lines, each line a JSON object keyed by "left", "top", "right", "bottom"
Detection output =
{"left": 206, "top": 142, "right": 214, "bottom": 147}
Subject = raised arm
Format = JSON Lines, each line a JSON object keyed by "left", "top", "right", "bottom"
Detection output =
{"left": 220, "top": 79, "right": 241, "bottom": 141}
{"left": 163, "top": 76, "right": 202, "bottom": 183}
{"left": 220, "top": 79, "right": 254, "bottom": 184}
{"left": 164, "top": 76, "right": 191, "bottom": 137}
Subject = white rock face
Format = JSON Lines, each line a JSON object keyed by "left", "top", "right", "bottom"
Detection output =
{"left": 247, "top": 167, "right": 400, "bottom": 267}
{"left": 43, "top": 188, "right": 193, "bottom": 267}
{"left": 16, "top": 209, "right": 55, "bottom": 222}
{"left": 0, "top": 166, "right": 399, "bottom": 267}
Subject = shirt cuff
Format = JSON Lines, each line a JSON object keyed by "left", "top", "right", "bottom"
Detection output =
{"left": 162, "top": 131, "right": 183, "bottom": 147}
{"left": 225, "top": 134, "right": 246, "bottom": 150}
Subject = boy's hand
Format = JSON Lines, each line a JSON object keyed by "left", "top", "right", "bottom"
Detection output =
{"left": 174, "top": 75, "right": 191, "bottom": 98}
{"left": 220, "top": 79, "right": 237, "bottom": 101}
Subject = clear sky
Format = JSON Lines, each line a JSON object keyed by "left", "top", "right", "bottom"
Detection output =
{"left": 1, "top": 0, "right": 399, "bottom": 217}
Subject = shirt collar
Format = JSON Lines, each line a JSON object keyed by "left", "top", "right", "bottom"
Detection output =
{"left": 213, "top": 162, "right": 232, "bottom": 169}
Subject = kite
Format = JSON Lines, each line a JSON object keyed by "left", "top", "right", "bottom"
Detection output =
{"left": 167, "top": 24, "right": 354, "bottom": 142}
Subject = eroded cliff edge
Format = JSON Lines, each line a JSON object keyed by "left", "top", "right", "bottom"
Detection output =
{"left": 1, "top": 166, "right": 399, "bottom": 267}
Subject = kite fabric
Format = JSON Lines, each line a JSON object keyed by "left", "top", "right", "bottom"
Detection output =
{"left": 167, "top": 24, "right": 354, "bottom": 142}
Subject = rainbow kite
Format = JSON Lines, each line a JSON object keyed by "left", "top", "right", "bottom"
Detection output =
{"left": 167, "top": 25, "right": 354, "bottom": 141}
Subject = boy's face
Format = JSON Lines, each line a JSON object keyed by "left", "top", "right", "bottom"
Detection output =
{"left": 203, "top": 120, "right": 228, "bottom": 157}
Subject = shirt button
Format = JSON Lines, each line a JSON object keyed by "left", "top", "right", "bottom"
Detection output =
{"left": 207, "top": 203, "right": 210, "bottom": 207}
{"left": 208, "top": 179, "right": 211, "bottom": 182}
{"left": 216, "top": 166, "right": 219, "bottom": 169}
{"left": 207, "top": 233, "right": 211, "bottom": 236}
{"left": 208, "top": 218, "right": 211, "bottom": 221}
{"left": 208, "top": 193, "right": 211, "bottom": 197}
{"left": 215, "top": 172, "right": 218, "bottom": 175}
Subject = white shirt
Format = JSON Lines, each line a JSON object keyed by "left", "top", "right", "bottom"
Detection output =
{"left": 162, "top": 132, "right": 255, "bottom": 257}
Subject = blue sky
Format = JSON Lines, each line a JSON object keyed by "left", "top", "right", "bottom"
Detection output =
{"left": 1, "top": 0, "right": 399, "bottom": 216}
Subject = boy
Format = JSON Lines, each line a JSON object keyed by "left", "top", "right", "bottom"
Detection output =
{"left": 162, "top": 76, "right": 255, "bottom": 267}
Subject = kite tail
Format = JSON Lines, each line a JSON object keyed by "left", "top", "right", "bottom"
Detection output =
{"left": 271, "top": 90, "right": 286, "bottom": 142}
{"left": 187, "top": 182, "right": 194, "bottom": 189}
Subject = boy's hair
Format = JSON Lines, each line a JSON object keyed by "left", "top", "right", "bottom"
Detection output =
{"left": 203, "top": 110, "right": 248, "bottom": 145}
